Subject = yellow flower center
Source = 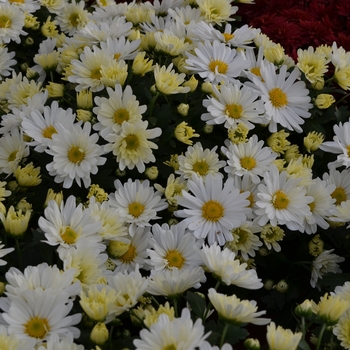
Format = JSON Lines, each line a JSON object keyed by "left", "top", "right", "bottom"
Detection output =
{"left": 192, "top": 160, "right": 209, "bottom": 176}
{"left": 69, "top": 13, "right": 81, "bottom": 27}
{"left": 309, "top": 201, "right": 316, "bottom": 213}
{"left": 114, "top": 53, "right": 122, "bottom": 60}
{"left": 272, "top": 190, "right": 290, "bottom": 209}
{"left": 269, "top": 87, "right": 288, "bottom": 108}
{"left": 332, "top": 187, "right": 347, "bottom": 205}
{"left": 209, "top": 60, "right": 228, "bottom": 74}
{"left": 24, "top": 316, "right": 50, "bottom": 339}
{"left": 124, "top": 134, "right": 140, "bottom": 150}
{"left": 0, "top": 16, "right": 11, "bottom": 28}
{"left": 240, "top": 156, "right": 256, "bottom": 170}
{"left": 60, "top": 226, "right": 78, "bottom": 244}
{"left": 120, "top": 244, "right": 137, "bottom": 263}
{"left": 68, "top": 146, "right": 85, "bottom": 164}
{"left": 347, "top": 145, "right": 350, "bottom": 157}
{"left": 113, "top": 108, "right": 129, "bottom": 125}
{"left": 247, "top": 192, "right": 255, "bottom": 208}
{"left": 9, "top": 0, "right": 25, "bottom": 3}
{"left": 42, "top": 125, "right": 57, "bottom": 139}
{"left": 223, "top": 33, "right": 234, "bottom": 42}
{"left": 202, "top": 200, "right": 224, "bottom": 222}
{"left": 165, "top": 249, "right": 185, "bottom": 269}
{"left": 234, "top": 227, "right": 250, "bottom": 245}
{"left": 128, "top": 201, "right": 145, "bottom": 218}
{"left": 225, "top": 103, "right": 243, "bottom": 119}
{"left": 163, "top": 345, "right": 177, "bottom": 350}
{"left": 90, "top": 68, "right": 102, "bottom": 79}
{"left": 250, "top": 67, "right": 262, "bottom": 78}
{"left": 8, "top": 150, "right": 17, "bottom": 162}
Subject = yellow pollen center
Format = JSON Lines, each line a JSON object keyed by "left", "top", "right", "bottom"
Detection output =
{"left": 113, "top": 108, "right": 129, "bottom": 124}
{"left": 225, "top": 104, "right": 243, "bottom": 119}
{"left": 247, "top": 192, "right": 255, "bottom": 208}
{"left": 223, "top": 33, "right": 234, "bottom": 42}
{"left": 114, "top": 53, "right": 122, "bottom": 60}
{"left": 0, "top": 16, "right": 11, "bottom": 28}
{"left": 24, "top": 316, "right": 50, "bottom": 339}
{"left": 309, "top": 201, "right": 316, "bottom": 212}
{"left": 124, "top": 134, "right": 140, "bottom": 150}
{"left": 202, "top": 200, "right": 224, "bottom": 222}
{"left": 240, "top": 156, "right": 256, "bottom": 170}
{"left": 128, "top": 201, "right": 145, "bottom": 218}
{"left": 68, "top": 146, "right": 85, "bottom": 164}
{"left": 69, "top": 13, "right": 81, "bottom": 27}
{"left": 332, "top": 187, "right": 347, "bottom": 205}
{"left": 269, "top": 87, "right": 288, "bottom": 108}
{"left": 165, "top": 249, "right": 185, "bottom": 269}
{"left": 120, "top": 244, "right": 137, "bottom": 263}
{"left": 272, "top": 190, "right": 290, "bottom": 209}
{"left": 347, "top": 145, "right": 350, "bottom": 157}
{"left": 193, "top": 160, "right": 209, "bottom": 176}
{"left": 250, "top": 67, "right": 262, "bottom": 77}
{"left": 10, "top": 0, "right": 25, "bottom": 3}
{"left": 91, "top": 68, "right": 102, "bottom": 79}
{"left": 60, "top": 226, "right": 78, "bottom": 244}
{"left": 42, "top": 125, "right": 57, "bottom": 139}
{"left": 209, "top": 60, "right": 228, "bottom": 74}
{"left": 163, "top": 345, "right": 177, "bottom": 350}
{"left": 8, "top": 150, "right": 17, "bottom": 162}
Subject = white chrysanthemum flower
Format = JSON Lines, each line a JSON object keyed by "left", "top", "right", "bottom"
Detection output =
{"left": 107, "top": 264, "right": 148, "bottom": 317}
{"left": 167, "top": 5, "right": 204, "bottom": 25}
{"left": 45, "top": 122, "right": 106, "bottom": 188}
{"left": 200, "top": 341, "right": 233, "bottom": 350}
{"left": 148, "top": 0, "right": 183, "bottom": 15}
{"left": 0, "top": 241, "right": 14, "bottom": 266}
{"left": 0, "top": 325, "right": 36, "bottom": 350}
{"left": 255, "top": 166, "right": 313, "bottom": 230}
{"left": 147, "top": 266, "right": 206, "bottom": 297}
{"left": 148, "top": 222, "right": 203, "bottom": 271}
{"left": 0, "top": 46, "right": 16, "bottom": 80}
{"left": 202, "top": 82, "right": 266, "bottom": 130}
{"left": 68, "top": 45, "right": 115, "bottom": 92}
{"left": 100, "top": 36, "right": 140, "bottom": 62}
{"left": 0, "top": 128, "right": 29, "bottom": 175}
{"left": 54, "top": 0, "right": 89, "bottom": 35}
{"left": 320, "top": 120, "right": 350, "bottom": 169}
{"left": 176, "top": 142, "right": 226, "bottom": 179}
{"left": 88, "top": 4, "right": 127, "bottom": 22}
{"left": 5, "top": 263, "right": 81, "bottom": 299}
{"left": 208, "top": 288, "right": 270, "bottom": 325}
{"left": 196, "top": 243, "right": 263, "bottom": 289}
{"left": 333, "top": 281, "right": 350, "bottom": 301}
{"left": 333, "top": 309, "right": 350, "bottom": 350}
{"left": 186, "top": 40, "right": 249, "bottom": 84}
{"left": 222, "top": 135, "right": 277, "bottom": 184}
{"left": 328, "top": 199, "right": 350, "bottom": 228}
{"left": 36, "top": 333, "right": 84, "bottom": 350}
{"left": 175, "top": 173, "right": 251, "bottom": 246}
{"left": 39, "top": 195, "right": 102, "bottom": 249}
{"left": 104, "top": 120, "right": 161, "bottom": 173}
{"left": 311, "top": 249, "right": 345, "bottom": 289}
{"left": 1, "top": 290, "right": 81, "bottom": 344}
{"left": 21, "top": 100, "right": 75, "bottom": 153}
{"left": 134, "top": 308, "right": 209, "bottom": 350}
{"left": 108, "top": 226, "right": 151, "bottom": 273}
{"left": 247, "top": 61, "right": 313, "bottom": 133}
{"left": 0, "top": 3, "right": 26, "bottom": 44}
{"left": 93, "top": 84, "right": 146, "bottom": 137}
{"left": 109, "top": 178, "right": 168, "bottom": 233}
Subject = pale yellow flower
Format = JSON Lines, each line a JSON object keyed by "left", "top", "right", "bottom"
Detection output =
{"left": 183, "top": 75, "right": 198, "bottom": 92}
{"left": 304, "top": 131, "right": 325, "bottom": 153}
{"left": 77, "top": 89, "right": 93, "bottom": 109}
{"left": 267, "top": 130, "right": 291, "bottom": 155}
{"left": 90, "top": 322, "right": 109, "bottom": 346}
{"left": 46, "top": 82, "right": 64, "bottom": 98}
{"left": 143, "top": 302, "right": 175, "bottom": 328}
{"left": 315, "top": 293, "right": 350, "bottom": 325}
{"left": 197, "top": 0, "right": 238, "bottom": 24}
{"left": 315, "top": 94, "right": 336, "bottom": 109}
{"left": 87, "top": 184, "right": 108, "bottom": 203}
{"left": 14, "top": 162, "right": 42, "bottom": 187}
{"left": 0, "top": 206, "right": 31, "bottom": 237}
{"left": 44, "top": 188, "right": 63, "bottom": 207}
{"left": 266, "top": 322, "right": 302, "bottom": 350}
{"left": 132, "top": 51, "right": 154, "bottom": 76}
{"left": 335, "top": 66, "right": 350, "bottom": 90}
{"left": 174, "top": 121, "right": 199, "bottom": 145}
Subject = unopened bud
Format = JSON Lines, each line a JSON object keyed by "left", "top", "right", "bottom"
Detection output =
{"left": 90, "top": 322, "right": 109, "bottom": 346}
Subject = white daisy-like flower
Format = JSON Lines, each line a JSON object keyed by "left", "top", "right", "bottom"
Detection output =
{"left": 222, "top": 135, "right": 277, "bottom": 184}
{"left": 109, "top": 178, "right": 168, "bottom": 232}
{"left": 246, "top": 61, "right": 313, "bottom": 133}
{"left": 45, "top": 122, "right": 106, "bottom": 188}
{"left": 311, "top": 249, "right": 345, "bottom": 289}
{"left": 185, "top": 40, "right": 250, "bottom": 84}
{"left": 0, "top": 128, "right": 29, "bottom": 175}
{"left": 93, "top": 84, "right": 146, "bottom": 137}
{"left": 0, "top": 3, "right": 26, "bottom": 45}
{"left": 38, "top": 195, "right": 102, "bottom": 249}
{"left": 175, "top": 173, "right": 251, "bottom": 246}
{"left": 100, "top": 36, "right": 140, "bottom": 61}
{"left": 176, "top": 142, "right": 226, "bottom": 179}
{"left": 0, "top": 45, "right": 16, "bottom": 80}
{"left": 202, "top": 82, "right": 266, "bottom": 130}
{"left": 328, "top": 200, "right": 350, "bottom": 228}
{"left": 148, "top": 222, "right": 203, "bottom": 271}
{"left": 208, "top": 288, "right": 270, "bottom": 325}
{"left": 134, "top": 308, "right": 209, "bottom": 350}
{"left": 196, "top": 243, "right": 263, "bottom": 289}
{"left": 319, "top": 119, "right": 350, "bottom": 169}
{"left": 104, "top": 120, "right": 161, "bottom": 173}
{"left": 1, "top": 290, "right": 81, "bottom": 344}
{"left": 21, "top": 100, "right": 75, "bottom": 153}
{"left": 36, "top": 333, "right": 84, "bottom": 350}
{"left": 241, "top": 46, "right": 267, "bottom": 80}
{"left": 3, "top": 0, "right": 40, "bottom": 14}
{"left": 147, "top": 266, "right": 206, "bottom": 297}
{"left": 167, "top": 5, "right": 204, "bottom": 25}
{"left": 255, "top": 165, "right": 313, "bottom": 230}
{"left": 148, "top": 0, "right": 183, "bottom": 15}
{"left": 332, "top": 281, "right": 350, "bottom": 301}
{"left": 88, "top": 4, "right": 127, "bottom": 22}
{"left": 0, "top": 240, "right": 14, "bottom": 266}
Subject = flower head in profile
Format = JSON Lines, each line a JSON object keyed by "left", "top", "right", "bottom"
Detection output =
{"left": 196, "top": 0, "right": 238, "bottom": 24}
{"left": 266, "top": 322, "right": 302, "bottom": 350}
{"left": 315, "top": 293, "right": 350, "bottom": 325}
{"left": 174, "top": 121, "right": 200, "bottom": 146}
{"left": 0, "top": 206, "right": 31, "bottom": 237}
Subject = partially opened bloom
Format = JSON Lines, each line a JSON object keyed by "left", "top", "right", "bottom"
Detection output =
{"left": 315, "top": 293, "right": 350, "bottom": 325}
{"left": 266, "top": 322, "right": 302, "bottom": 350}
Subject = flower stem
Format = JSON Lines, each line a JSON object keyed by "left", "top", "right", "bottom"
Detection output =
{"left": 316, "top": 323, "right": 327, "bottom": 350}
{"left": 220, "top": 323, "right": 229, "bottom": 348}
{"left": 173, "top": 297, "right": 179, "bottom": 318}
{"left": 148, "top": 92, "right": 160, "bottom": 118}
{"left": 202, "top": 280, "right": 221, "bottom": 321}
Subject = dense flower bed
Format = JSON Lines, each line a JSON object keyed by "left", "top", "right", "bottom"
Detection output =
{"left": 0, "top": 0, "right": 349, "bottom": 349}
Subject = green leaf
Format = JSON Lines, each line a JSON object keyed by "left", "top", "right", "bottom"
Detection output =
{"left": 297, "top": 338, "right": 312, "bottom": 350}
{"left": 185, "top": 291, "right": 207, "bottom": 318}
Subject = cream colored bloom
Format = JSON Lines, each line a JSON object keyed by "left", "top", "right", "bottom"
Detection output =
{"left": 315, "top": 94, "right": 336, "bottom": 109}
{"left": 315, "top": 293, "right": 350, "bottom": 325}
{"left": 44, "top": 188, "right": 63, "bottom": 207}
{"left": 14, "top": 162, "right": 41, "bottom": 187}
{"left": 90, "top": 322, "right": 109, "bottom": 346}
{"left": 154, "top": 63, "right": 190, "bottom": 94}
{"left": 132, "top": 51, "right": 154, "bottom": 76}
{"left": 174, "top": 121, "right": 200, "bottom": 145}
{"left": 0, "top": 206, "right": 31, "bottom": 237}
{"left": 266, "top": 322, "right": 302, "bottom": 350}
{"left": 267, "top": 130, "right": 291, "bottom": 155}
{"left": 197, "top": 0, "right": 238, "bottom": 24}
{"left": 143, "top": 302, "right": 175, "bottom": 328}
{"left": 304, "top": 131, "right": 325, "bottom": 153}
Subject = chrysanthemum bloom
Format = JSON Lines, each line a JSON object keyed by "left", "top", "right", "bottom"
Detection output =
{"left": 315, "top": 293, "right": 350, "bottom": 325}
{"left": 196, "top": 243, "right": 263, "bottom": 289}
{"left": 0, "top": 325, "right": 36, "bottom": 350}
{"left": 0, "top": 46, "right": 16, "bottom": 79}
{"left": 36, "top": 333, "right": 84, "bottom": 350}
{"left": 186, "top": 40, "right": 249, "bottom": 85}
{"left": 14, "top": 162, "right": 41, "bottom": 187}
{"left": 175, "top": 173, "right": 251, "bottom": 245}
{"left": 333, "top": 309, "right": 350, "bottom": 349}
{"left": 247, "top": 61, "right": 313, "bottom": 133}
{"left": 174, "top": 121, "right": 200, "bottom": 146}
{"left": 314, "top": 94, "right": 336, "bottom": 109}
{"left": 304, "top": 131, "right": 325, "bottom": 153}
{"left": 134, "top": 308, "right": 209, "bottom": 350}
{"left": 45, "top": 122, "right": 106, "bottom": 188}
{"left": 0, "top": 206, "right": 31, "bottom": 237}
{"left": 196, "top": 0, "right": 237, "bottom": 24}
{"left": 266, "top": 322, "right": 302, "bottom": 350}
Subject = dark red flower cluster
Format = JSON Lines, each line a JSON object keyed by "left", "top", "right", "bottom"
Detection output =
{"left": 237, "top": 0, "right": 350, "bottom": 60}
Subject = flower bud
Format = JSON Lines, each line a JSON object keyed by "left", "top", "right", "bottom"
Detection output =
{"left": 201, "top": 81, "right": 213, "bottom": 94}
{"left": 244, "top": 338, "right": 260, "bottom": 350}
{"left": 90, "top": 322, "right": 109, "bottom": 346}
{"left": 145, "top": 166, "right": 159, "bottom": 180}
{"left": 311, "top": 78, "right": 325, "bottom": 90}
{"left": 315, "top": 94, "right": 335, "bottom": 109}
{"left": 183, "top": 75, "right": 198, "bottom": 92}
{"left": 264, "top": 279, "right": 274, "bottom": 291}
{"left": 177, "top": 103, "right": 189, "bottom": 117}
{"left": 295, "top": 299, "right": 314, "bottom": 318}
{"left": 274, "top": 279, "right": 289, "bottom": 293}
